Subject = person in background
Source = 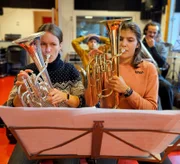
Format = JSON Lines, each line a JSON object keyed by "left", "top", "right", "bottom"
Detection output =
{"left": 71, "top": 34, "right": 110, "bottom": 69}
{"left": 72, "top": 34, "right": 109, "bottom": 108}
{"left": 7, "top": 23, "right": 85, "bottom": 164}
{"left": 142, "top": 21, "right": 174, "bottom": 110}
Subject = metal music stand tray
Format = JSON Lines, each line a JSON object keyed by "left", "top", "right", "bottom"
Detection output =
{"left": 0, "top": 106, "right": 180, "bottom": 163}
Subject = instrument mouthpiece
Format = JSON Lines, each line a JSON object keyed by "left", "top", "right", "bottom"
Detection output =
{"left": 46, "top": 54, "right": 51, "bottom": 60}
{"left": 120, "top": 49, "right": 125, "bottom": 53}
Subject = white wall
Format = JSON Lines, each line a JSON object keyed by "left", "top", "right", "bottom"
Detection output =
{"left": 0, "top": 7, "right": 51, "bottom": 40}
{"left": 58, "top": 0, "right": 74, "bottom": 59}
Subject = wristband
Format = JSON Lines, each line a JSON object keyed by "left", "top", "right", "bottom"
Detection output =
{"left": 124, "top": 87, "right": 133, "bottom": 98}
{"left": 67, "top": 93, "right": 70, "bottom": 100}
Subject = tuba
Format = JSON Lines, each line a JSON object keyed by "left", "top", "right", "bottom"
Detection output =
{"left": 87, "top": 18, "right": 130, "bottom": 108}
{"left": 13, "top": 32, "right": 53, "bottom": 107}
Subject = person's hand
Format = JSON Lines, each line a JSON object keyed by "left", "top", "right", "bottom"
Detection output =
{"left": 145, "top": 36, "right": 155, "bottom": 48}
{"left": 88, "top": 49, "right": 104, "bottom": 61}
{"left": 106, "top": 75, "right": 129, "bottom": 94}
{"left": 86, "top": 34, "right": 100, "bottom": 40}
{"left": 47, "top": 88, "right": 67, "bottom": 105}
{"left": 16, "top": 69, "right": 33, "bottom": 93}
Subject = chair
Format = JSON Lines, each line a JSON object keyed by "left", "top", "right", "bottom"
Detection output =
{"left": 0, "top": 117, "right": 5, "bottom": 127}
{"left": 0, "top": 101, "right": 17, "bottom": 144}
{"left": 6, "top": 45, "right": 27, "bottom": 75}
{"left": 161, "top": 42, "right": 173, "bottom": 78}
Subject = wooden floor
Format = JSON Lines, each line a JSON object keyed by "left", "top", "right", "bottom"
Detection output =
{"left": 0, "top": 75, "right": 180, "bottom": 164}
{"left": 0, "top": 128, "right": 15, "bottom": 164}
{"left": 0, "top": 76, "right": 15, "bottom": 105}
{"left": 0, "top": 75, "right": 15, "bottom": 164}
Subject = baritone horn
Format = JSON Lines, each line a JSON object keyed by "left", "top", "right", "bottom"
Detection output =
{"left": 87, "top": 18, "right": 131, "bottom": 108}
{"left": 13, "top": 32, "right": 54, "bottom": 107}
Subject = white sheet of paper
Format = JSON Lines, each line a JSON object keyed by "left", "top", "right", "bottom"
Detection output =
{"left": 0, "top": 106, "right": 180, "bottom": 158}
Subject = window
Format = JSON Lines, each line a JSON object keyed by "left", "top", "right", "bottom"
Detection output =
{"left": 76, "top": 16, "right": 132, "bottom": 39}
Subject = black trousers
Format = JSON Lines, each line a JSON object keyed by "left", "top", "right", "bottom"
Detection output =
{"left": 159, "top": 75, "right": 174, "bottom": 110}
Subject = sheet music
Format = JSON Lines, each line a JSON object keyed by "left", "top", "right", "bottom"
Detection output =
{"left": 0, "top": 106, "right": 180, "bottom": 158}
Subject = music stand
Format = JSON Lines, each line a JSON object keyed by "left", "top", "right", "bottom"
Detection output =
{"left": 0, "top": 106, "right": 180, "bottom": 163}
{"left": 167, "top": 54, "right": 180, "bottom": 82}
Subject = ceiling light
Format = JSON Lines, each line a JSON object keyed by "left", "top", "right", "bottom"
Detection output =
{"left": 85, "top": 16, "right": 93, "bottom": 19}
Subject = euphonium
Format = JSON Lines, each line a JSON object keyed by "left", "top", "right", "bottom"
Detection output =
{"left": 13, "top": 32, "right": 53, "bottom": 107}
{"left": 87, "top": 18, "right": 130, "bottom": 108}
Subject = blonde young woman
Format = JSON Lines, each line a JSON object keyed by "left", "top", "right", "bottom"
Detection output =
{"left": 7, "top": 23, "right": 84, "bottom": 164}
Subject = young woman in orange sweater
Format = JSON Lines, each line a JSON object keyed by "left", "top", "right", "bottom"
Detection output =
{"left": 85, "top": 21, "right": 159, "bottom": 110}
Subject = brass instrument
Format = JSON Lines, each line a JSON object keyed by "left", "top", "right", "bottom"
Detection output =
{"left": 87, "top": 19, "right": 130, "bottom": 108}
{"left": 74, "top": 64, "right": 88, "bottom": 89}
{"left": 141, "top": 35, "right": 158, "bottom": 66}
{"left": 13, "top": 32, "right": 53, "bottom": 107}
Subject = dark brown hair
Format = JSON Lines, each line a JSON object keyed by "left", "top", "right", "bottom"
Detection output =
{"left": 121, "top": 22, "right": 143, "bottom": 68}
{"left": 143, "top": 21, "right": 161, "bottom": 35}
{"left": 37, "top": 23, "right": 63, "bottom": 43}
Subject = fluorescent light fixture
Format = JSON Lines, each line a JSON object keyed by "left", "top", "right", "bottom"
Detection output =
{"left": 85, "top": 16, "right": 93, "bottom": 19}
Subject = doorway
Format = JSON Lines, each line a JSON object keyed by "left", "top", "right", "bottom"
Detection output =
{"left": 33, "top": 11, "right": 52, "bottom": 32}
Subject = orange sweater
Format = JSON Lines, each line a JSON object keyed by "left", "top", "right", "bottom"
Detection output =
{"left": 86, "top": 60, "right": 159, "bottom": 110}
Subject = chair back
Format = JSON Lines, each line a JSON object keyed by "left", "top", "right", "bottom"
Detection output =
{"left": 164, "top": 42, "right": 173, "bottom": 57}
{"left": 6, "top": 45, "right": 27, "bottom": 75}
{"left": 6, "top": 45, "right": 27, "bottom": 64}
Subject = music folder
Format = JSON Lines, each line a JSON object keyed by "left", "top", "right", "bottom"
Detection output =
{"left": 0, "top": 106, "right": 180, "bottom": 163}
